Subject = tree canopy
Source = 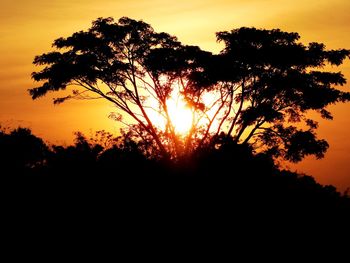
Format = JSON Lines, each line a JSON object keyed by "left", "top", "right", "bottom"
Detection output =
{"left": 0, "top": 127, "right": 48, "bottom": 172}
{"left": 30, "top": 17, "right": 350, "bottom": 162}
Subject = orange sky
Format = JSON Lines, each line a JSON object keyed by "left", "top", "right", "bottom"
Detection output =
{"left": 1, "top": 0, "right": 350, "bottom": 191}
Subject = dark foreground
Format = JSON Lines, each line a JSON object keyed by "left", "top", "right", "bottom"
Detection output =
{"left": 3, "top": 145, "right": 350, "bottom": 254}
{"left": 2, "top": 128, "right": 349, "bottom": 241}
{"left": 5, "top": 142, "right": 350, "bottom": 217}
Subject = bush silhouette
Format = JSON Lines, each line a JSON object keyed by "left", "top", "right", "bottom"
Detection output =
{"left": 2, "top": 126, "right": 348, "bottom": 219}
{"left": 0, "top": 127, "right": 48, "bottom": 177}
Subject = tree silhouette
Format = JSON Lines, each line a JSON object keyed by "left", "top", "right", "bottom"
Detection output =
{"left": 199, "top": 28, "right": 350, "bottom": 161}
{"left": 30, "top": 17, "right": 350, "bottom": 161}
{"left": 0, "top": 127, "right": 48, "bottom": 174}
{"left": 1, "top": 125, "right": 349, "bottom": 217}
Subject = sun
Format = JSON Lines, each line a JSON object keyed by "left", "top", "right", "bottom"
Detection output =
{"left": 145, "top": 89, "right": 194, "bottom": 136}
{"left": 145, "top": 85, "right": 224, "bottom": 139}
{"left": 166, "top": 95, "right": 193, "bottom": 135}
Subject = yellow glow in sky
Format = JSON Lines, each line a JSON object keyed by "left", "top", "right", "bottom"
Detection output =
{"left": 1, "top": 0, "right": 350, "bottom": 190}
{"left": 167, "top": 95, "right": 193, "bottom": 135}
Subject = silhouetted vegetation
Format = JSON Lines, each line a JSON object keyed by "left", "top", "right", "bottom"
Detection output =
{"left": 0, "top": 126, "right": 48, "bottom": 177}
{"left": 30, "top": 17, "right": 350, "bottom": 162}
{"left": 6, "top": 17, "right": 349, "bottom": 222}
{"left": 1, "top": 126, "right": 349, "bottom": 217}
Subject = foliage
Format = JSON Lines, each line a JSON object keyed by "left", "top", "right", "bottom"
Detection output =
{"left": 0, "top": 126, "right": 48, "bottom": 172}
{"left": 1, "top": 126, "right": 349, "bottom": 216}
{"left": 30, "top": 17, "right": 350, "bottom": 162}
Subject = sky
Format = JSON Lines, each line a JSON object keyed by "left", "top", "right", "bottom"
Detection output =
{"left": 1, "top": 0, "right": 350, "bottom": 191}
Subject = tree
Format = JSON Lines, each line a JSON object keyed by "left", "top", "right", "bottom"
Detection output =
{"left": 30, "top": 17, "right": 350, "bottom": 162}
{"left": 187, "top": 27, "right": 350, "bottom": 161}
{"left": 0, "top": 127, "right": 48, "bottom": 173}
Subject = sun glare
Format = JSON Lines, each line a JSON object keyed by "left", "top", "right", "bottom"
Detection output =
{"left": 146, "top": 88, "right": 194, "bottom": 136}
{"left": 167, "top": 95, "right": 193, "bottom": 135}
